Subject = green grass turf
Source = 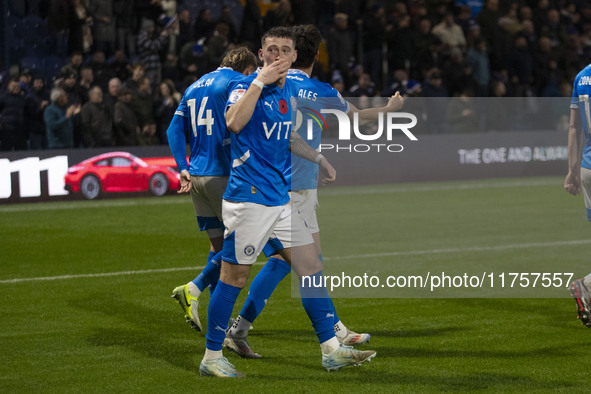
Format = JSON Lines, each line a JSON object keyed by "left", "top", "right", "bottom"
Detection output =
{"left": 1, "top": 176, "right": 591, "bottom": 392}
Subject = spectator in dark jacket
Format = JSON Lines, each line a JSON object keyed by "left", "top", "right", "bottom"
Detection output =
{"left": 103, "top": 77, "right": 121, "bottom": 118}
{"left": 109, "top": 50, "right": 131, "bottom": 82}
{"left": 61, "top": 52, "right": 84, "bottom": 81}
{"left": 194, "top": 8, "right": 215, "bottom": 40}
{"left": 137, "top": 18, "right": 169, "bottom": 90}
{"left": 114, "top": 0, "right": 137, "bottom": 56}
{"left": 80, "top": 86, "right": 114, "bottom": 147}
{"left": 113, "top": 88, "right": 137, "bottom": 146}
{"left": 89, "top": 0, "right": 116, "bottom": 57}
{"left": 327, "top": 13, "right": 355, "bottom": 87}
{"left": 45, "top": 87, "right": 80, "bottom": 149}
{"left": 0, "top": 78, "right": 27, "bottom": 150}
{"left": 154, "top": 79, "right": 180, "bottom": 144}
{"left": 131, "top": 77, "right": 158, "bottom": 146}
{"left": 25, "top": 76, "right": 50, "bottom": 150}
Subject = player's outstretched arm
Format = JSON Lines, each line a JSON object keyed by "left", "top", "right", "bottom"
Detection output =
{"left": 565, "top": 108, "right": 583, "bottom": 195}
{"left": 347, "top": 91, "right": 404, "bottom": 122}
{"left": 226, "top": 59, "right": 290, "bottom": 133}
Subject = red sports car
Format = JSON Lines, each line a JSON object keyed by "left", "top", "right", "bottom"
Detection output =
{"left": 64, "top": 152, "right": 181, "bottom": 199}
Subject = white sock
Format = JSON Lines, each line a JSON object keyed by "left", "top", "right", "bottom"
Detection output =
{"left": 229, "top": 316, "right": 251, "bottom": 338}
{"left": 187, "top": 282, "right": 201, "bottom": 298}
{"left": 334, "top": 320, "right": 348, "bottom": 339}
{"left": 203, "top": 348, "right": 222, "bottom": 361}
{"left": 320, "top": 337, "right": 340, "bottom": 355}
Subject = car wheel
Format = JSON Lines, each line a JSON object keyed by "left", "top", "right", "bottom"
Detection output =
{"left": 80, "top": 175, "right": 101, "bottom": 200}
{"left": 149, "top": 173, "right": 169, "bottom": 196}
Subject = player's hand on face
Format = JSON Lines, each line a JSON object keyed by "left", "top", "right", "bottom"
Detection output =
{"left": 387, "top": 91, "right": 404, "bottom": 111}
{"left": 178, "top": 169, "right": 191, "bottom": 193}
{"left": 564, "top": 172, "right": 581, "bottom": 195}
{"left": 257, "top": 59, "right": 289, "bottom": 86}
{"left": 318, "top": 157, "right": 336, "bottom": 186}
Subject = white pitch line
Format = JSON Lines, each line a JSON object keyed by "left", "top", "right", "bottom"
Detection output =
{"left": 319, "top": 179, "right": 558, "bottom": 196}
{"left": 322, "top": 239, "right": 591, "bottom": 261}
{"left": 0, "top": 197, "right": 189, "bottom": 213}
{"left": 0, "top": 178, "right": 559, "bottom": 213}
{"left": 1, "top": 239, "right": 587, "bottom": 284}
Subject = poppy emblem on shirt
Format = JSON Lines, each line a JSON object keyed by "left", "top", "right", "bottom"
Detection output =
{"left": 279, "top": 99, "right": 288, "bottom": 114}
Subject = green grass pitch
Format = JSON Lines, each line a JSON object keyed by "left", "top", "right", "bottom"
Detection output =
{"left": 1, "top": 176, "right": 591, "bottom": 392}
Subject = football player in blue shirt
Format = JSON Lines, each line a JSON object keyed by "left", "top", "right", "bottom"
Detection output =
{"left": 225, "top": 24, "right": 404, "bottom": 355}
{"left": 566, "top": 62, "right": 591, "bottom": 327}
{"left": 167, "top": 47, "right": 258, "bottom": 332}
{"left": 199, "top": 27, "right": 376, "bottom": 378}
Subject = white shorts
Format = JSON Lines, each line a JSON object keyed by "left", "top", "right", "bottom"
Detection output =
{"left": 581, "top": 167, "right": 591, "bottom": 221}
{"left": 221, "top": 200, "right": 314, "bottom": 265}
{"left": 190, "top": 176, "right": 228, "bottom": 238}
{"left": 290, "top": 189, "right": 319, "bottom": 234}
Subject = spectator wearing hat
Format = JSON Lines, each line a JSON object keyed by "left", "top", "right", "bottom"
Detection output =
{"left": 113, "top": 87, "right": 138, "bottom": 146}
{"left": 25, "top": 75, "right": 50, "bottom": 150}
{"left": 44, "top": 87, "right": 81, "bottom": 149}
{"left": 80, "top": 86, "right": 114, "bottom": 147}
{"left": 0, "top": 78, "right": 27, "bottom": 150}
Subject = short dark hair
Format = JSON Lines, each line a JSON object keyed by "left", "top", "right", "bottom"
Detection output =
{"left": 291, "top": 25, "right": 322, "bottom": 69}
{"left": 261, "top": 26, "right": 296, "bottom": 48}
{"left": 220, "top": 47, "right": 258, "bottom": 73}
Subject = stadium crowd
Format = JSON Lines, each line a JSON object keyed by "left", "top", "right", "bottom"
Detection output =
{"left": 1, "top": 0, "right": 590, "bottom": 150}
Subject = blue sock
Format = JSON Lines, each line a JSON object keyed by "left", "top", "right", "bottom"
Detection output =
{"left": 206, "top": 280, "right": 242, "bottom": 351}
{"left": 329, "top": 298, "right": 340, "bottom": 326}
{"left": 317, "top": 254, "right": 339, "bottom": 325}
{"left": 300, "top": 271, "right": 335, "bottom": 343}
{"left": 240, "top": 257, "right": 291, "bottom": 323}
{"left": 192, "top": 251, "right": 221, "bottom": 292}
{"left": 207, "top": 251, "right": 223, "bottom": 294}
